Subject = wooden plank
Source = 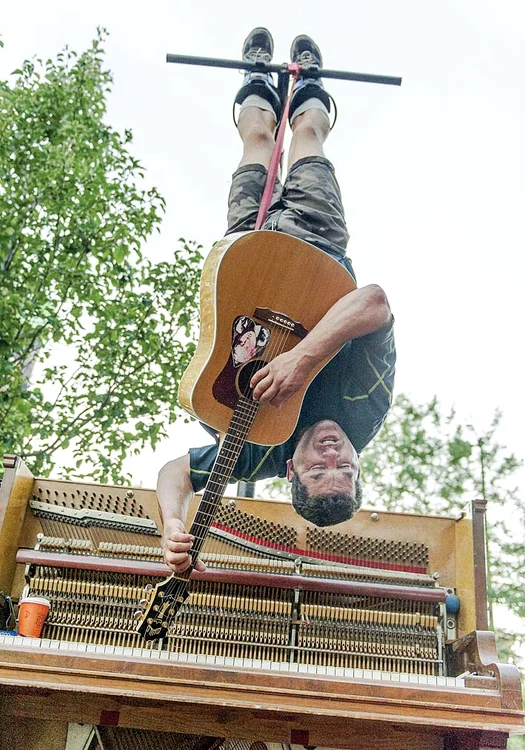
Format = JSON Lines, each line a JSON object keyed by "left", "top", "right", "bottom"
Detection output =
{"left": 444, "top": 729, "right": 510, "bottom": 749}
{"left": 0, "top": 691, "right": 456, "bottom": 750}
{"left": 0, "top": 456, "right": 34, "bottom": 593}
{"left": 473, "top": 499, "right": 489, "bottom": 630}
{"left": 0, "top": 645, "right": 523, "bottom": 732}
{"left": 14, "top": 549, "right": 446, "bottom": 602}
{"left": 454, "top": 505, "right": 477, "bottom": 636}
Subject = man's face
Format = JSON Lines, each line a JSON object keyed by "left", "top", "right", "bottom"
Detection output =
{"left": 286, "top": 420, "right": 359, "bottom": 497}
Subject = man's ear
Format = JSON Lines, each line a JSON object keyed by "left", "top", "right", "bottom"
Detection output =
{"left": 286, "top": 459, "right": 295, "bottom": 482}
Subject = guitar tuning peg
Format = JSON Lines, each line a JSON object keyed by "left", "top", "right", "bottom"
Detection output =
{"left": 133, "top": 610, "right": 144, "bottom": 620}
{"left": 139, "top": 598, "right": 149, "bottom": 607}
{"left": 144, "top": 584, "right": 153, "bottom": 594}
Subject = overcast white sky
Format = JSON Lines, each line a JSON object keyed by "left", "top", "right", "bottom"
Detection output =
{"left": 1, "top": 0, "right": 524, "bottom": 497}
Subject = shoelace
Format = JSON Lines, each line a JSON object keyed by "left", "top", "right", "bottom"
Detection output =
{"left": 245, "top": 47, "right": 272, "bottom": 63}
{"left": 295, "top": 50, "right": 320, "bottom": 67}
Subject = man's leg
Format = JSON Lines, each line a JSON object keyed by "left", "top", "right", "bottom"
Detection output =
{"left": 270, "top": 35, "right": 352, "bottom": 269}
{"left": 227, "top": 105, "right": 280, "bottom": 234}
{"left": 287, "top": 34, "right": 332, "bottom": 168}
{"left": 237, "top": 106, "right": 277, "bottom": 169}
{"left": 234, "top": 26, "right": 281, "bottom": 170}
{"left": 226, "top": 28, "right": 283, "bottom": 235}
{"left": 287, "top": 107, "right": 330, "bottom": 169}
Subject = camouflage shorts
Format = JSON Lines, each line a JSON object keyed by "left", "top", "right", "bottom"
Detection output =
{"left": 226, "top": 156, "right": 355, "bottom": 279}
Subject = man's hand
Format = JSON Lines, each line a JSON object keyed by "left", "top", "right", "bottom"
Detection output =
{"left": 163, "top": 517, "right": 206, "bottom": 574}
{"left": 250, "top": 349, "right": 308, "bottom": 407}
{"left": 250, "top": 285, "right": 392, "bottom": 408}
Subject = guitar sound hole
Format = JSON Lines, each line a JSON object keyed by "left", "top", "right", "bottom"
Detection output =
{"left": 236, "top": 359, "right": 268, "bottom": 399}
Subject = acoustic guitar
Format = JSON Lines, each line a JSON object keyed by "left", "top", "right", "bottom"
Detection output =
{"left": 136, "top": 230, "right": 356, "bottom": 640}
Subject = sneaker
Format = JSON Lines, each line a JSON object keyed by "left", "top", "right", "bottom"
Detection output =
{"left": 242, "top": 26, "right": 274, "bottom": 64}
{"left": 289, "top": 34, "right": 331, "bottom": 121}
{"left": 234, "top": 27, "right": 282, "bottom": 121}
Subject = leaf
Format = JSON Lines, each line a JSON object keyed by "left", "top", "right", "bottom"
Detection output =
{"left": 449, "top": 437, "right": 473, "bottom": 463}
{"left": 113, "top": 246, "right": 127, "bottom": 264}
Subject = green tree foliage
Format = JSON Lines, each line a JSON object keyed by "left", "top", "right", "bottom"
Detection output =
{"left": 359, "top": 394, "right": 525, "bottom": 649}
{"left": 0, "top": 31, "right": 203, "bottom": 482}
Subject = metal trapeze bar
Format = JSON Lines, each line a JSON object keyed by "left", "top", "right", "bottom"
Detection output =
{"left": 166, "top": 53, "right": 402, "bottom": 87}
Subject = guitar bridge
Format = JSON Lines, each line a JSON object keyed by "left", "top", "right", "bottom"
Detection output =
{"left": 254, "top": 307, "right": 309, "bottom": 339}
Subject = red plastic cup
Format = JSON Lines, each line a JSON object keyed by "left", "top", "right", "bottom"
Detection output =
{"left": 18, "top": 596, "right": 50, "bottom": 637}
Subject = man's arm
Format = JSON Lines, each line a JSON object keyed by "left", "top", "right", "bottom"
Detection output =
{"left": 251, "top": 284, "right": 392, "bottom": 407}
{"left": 157, "top": 454, "right": 205, "bottom": 574}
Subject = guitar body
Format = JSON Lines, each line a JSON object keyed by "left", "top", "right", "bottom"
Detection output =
{"left": 179, "top": 230, "right": 357, "bottom": 446}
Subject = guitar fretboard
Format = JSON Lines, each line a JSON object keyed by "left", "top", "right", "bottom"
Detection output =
{"left": 183, "top": 394, "right": 260, "bottom": 580}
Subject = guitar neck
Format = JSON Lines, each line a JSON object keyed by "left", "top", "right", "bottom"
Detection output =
{"left": 188, "top": 395, "right": 259, "bottom": 564}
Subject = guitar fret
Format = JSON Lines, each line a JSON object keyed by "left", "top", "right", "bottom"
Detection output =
{"left": 192, "top": 512, "right": 217, "bottom": 524}
{"left": 214, "top": 448, "right": 246, "bottom": 460}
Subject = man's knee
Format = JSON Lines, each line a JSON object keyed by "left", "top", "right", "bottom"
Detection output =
{"left": 291, "top": 109, "right": 330, "bottom": 140}
{"left": 239, "top": 105, "right": 275, "bottom": 137}
{"left": 240, "top": 119, "right": 275, "bottom": 148}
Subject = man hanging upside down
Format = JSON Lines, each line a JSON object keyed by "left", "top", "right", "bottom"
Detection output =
{"left": 157, "top": 29, "right": 396, "bottom": 574}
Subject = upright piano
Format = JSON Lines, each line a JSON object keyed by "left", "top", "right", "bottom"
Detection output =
{"left": 0, "top": 454, "right": 523, "bottom": 750}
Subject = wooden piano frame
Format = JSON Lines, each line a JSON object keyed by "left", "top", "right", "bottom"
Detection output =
{"left": 0, "top": 455, "right": 523, "bottom": 750}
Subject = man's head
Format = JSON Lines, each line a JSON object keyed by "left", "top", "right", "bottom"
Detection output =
{"left": 286, "top": 420, "right": 361, "bottom": 527}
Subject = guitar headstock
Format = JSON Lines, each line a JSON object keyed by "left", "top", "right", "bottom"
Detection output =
{"left": 135, "top": 575, "right": 189, "bottom": 641}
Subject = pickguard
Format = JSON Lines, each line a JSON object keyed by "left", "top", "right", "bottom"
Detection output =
{"left": 212, "top": 315, "right": 270, "bottom": 409}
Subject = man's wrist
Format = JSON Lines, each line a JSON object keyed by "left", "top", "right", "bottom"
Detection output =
{"left": 162, "top": 515, "right": 186, "bottom": 532}
{"left": 294, "top": 343, "right": 324, "bottom": 373}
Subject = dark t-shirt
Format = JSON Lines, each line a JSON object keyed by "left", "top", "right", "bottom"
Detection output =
{"left": 189, "top": 319, "right": 396, "bottom": 492}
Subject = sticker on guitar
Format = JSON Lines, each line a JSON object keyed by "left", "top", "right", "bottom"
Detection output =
{"left": 212, "top": 315, "right": 270, "bottom": 409}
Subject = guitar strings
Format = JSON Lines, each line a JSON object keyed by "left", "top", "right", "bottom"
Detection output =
{"left": 185, "top": 324, "right": 294, "bottom": 537}
{"left": 162, "top": 324, "right": 295, "bottom": 599}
